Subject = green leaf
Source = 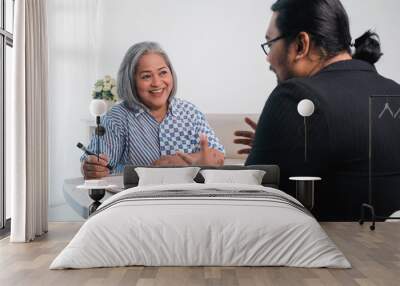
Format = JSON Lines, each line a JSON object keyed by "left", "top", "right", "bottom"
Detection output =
{"left": 95, "top": 80, "right": 104, "bottom": 86}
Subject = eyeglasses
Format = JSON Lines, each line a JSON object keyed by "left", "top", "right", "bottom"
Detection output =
{"left": 261, "top": 35, "right": 287, "bottom": 55}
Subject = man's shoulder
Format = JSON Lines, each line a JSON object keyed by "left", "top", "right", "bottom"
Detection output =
{"left": 281, "top": 76, "right": 322, "bottom": 92}
{"left": 270, "top": 77, "right": 320, "bottom": 102}
{"left": 281, "top": 62, "right": 400, "bottom": 96}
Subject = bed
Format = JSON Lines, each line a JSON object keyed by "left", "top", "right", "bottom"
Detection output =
{"left": 50, "top": 165, "right": 350, "bottom": 269}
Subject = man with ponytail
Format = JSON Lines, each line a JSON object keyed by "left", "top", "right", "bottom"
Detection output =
{"left": 235, "top": 0, "right": 400, "bottom": 220}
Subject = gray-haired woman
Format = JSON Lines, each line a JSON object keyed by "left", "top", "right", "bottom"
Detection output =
{"left": 82, "top": 42, "right": 224, "bottom": 179}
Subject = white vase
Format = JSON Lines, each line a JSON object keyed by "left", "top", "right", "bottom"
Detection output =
{"left": 104, "top": 100, "right": 115, "bottom": 112}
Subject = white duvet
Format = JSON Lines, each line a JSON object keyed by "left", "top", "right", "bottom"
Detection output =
{"left": 50, "top": 183, "right": 351, "bottom": 269}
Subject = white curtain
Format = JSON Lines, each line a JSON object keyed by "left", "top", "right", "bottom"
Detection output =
{"left": 9, "top": 0, "right": 49, "bottom": 242}
{"left": 47, "top": 0, "right": 101, "bottom": 220}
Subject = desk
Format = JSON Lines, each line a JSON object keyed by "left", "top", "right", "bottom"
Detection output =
{"left": 63, "top": 176, "right": 124, "bottom": 219}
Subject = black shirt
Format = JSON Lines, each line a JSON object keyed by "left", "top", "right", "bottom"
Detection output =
{"left": 246, "top": 59, "right": 400, "bottom": 221}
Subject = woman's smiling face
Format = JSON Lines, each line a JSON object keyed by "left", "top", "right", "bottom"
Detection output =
{"left": 135, "top": 53, "right": 174, "bottom": 111}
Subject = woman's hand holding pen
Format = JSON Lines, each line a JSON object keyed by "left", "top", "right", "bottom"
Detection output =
{"left": 82, "top": 154, "right": 110, "bottom": 179}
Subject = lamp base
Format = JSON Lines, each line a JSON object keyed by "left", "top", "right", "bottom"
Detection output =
{"left": 296, "top": 181, "right": 315, "bottom": 210}
{"left": 289, "top": 176, "right": 321, "bottom": 211}
{"left": 88, "top": 188, "right": 105, "bottom": 215}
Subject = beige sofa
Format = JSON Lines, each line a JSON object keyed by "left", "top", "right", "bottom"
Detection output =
{"left": 205, "top": 114, "right": 259, "bottom": 165}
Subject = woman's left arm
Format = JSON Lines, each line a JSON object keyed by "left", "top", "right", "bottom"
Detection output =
{"left": 186, "top": 110, "right": 225, "bottom": 166}
{"left": 152, "top": 107, "right": 224, "bottom": 166}
{"left": 177, "top": 133, "right": 224, "bottom": 166}
{"left": 195, "top": 111, "right": 225, "bottom": 154}
{"left": 152, "top": 144, "right": 224, "bottom": 166}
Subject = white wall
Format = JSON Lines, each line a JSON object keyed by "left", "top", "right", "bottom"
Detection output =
{"left": 342, "top": 0, "right": 400, "bottom": 82}
{"left": 95, "top": 0, "right": 272, "bottom": 113}
{"left": 47, "top": 0, "right": 400, "bottom": 220}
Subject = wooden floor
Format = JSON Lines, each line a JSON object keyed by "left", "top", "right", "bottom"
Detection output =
{"left": 0, "top": 222, "right": 399, "bottom": 286}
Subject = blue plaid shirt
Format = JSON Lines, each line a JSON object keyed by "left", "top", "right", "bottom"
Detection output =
{"left": 83, "top": 98, "right": 224, "bottom": 173}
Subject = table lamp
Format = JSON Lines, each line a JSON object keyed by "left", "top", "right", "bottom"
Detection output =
{"left": 297, "top": 99, "right": 315, "bottom": 162}
{"left": 89, "top": 99, "right": 107, "bottom": 161}
{"left": 291, "top": 99, "right": 319, "bottom": 211}
{"left": 78, "top": 99, "right": 109, "bottom": 215}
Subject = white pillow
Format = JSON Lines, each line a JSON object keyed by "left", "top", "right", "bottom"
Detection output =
{"left": 200, "top": 169, "right": 266, "bottom": 185}
{"left": 136, "top": 167, "right": 201, "bottom": 186}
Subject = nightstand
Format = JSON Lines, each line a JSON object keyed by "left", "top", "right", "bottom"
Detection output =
{"left": 289, "top": 176, "right": 321, "bottom": 210}
{"left": 63, "top": 176, "right": 123, "bottom": 218}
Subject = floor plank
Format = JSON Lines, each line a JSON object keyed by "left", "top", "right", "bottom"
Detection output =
{"left": 0, "top": 222, "right": 399, "bottom": 286}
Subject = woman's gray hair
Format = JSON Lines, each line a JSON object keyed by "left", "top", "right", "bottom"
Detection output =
{"left": 117, "top": 41, "right": 178, "bottom": 110}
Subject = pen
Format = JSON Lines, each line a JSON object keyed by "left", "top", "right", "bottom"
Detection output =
{"left": 77, "top": 142, "right": 113, "bottom": 170}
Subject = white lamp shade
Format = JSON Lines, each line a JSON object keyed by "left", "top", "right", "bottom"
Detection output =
{"left": 297, "top": 99, "right": 315, "bottom": 117}
{"left": 89, "top": 99, "right": 107, "bottom": 117}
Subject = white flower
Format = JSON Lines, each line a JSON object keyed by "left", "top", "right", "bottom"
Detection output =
{"left": 95, "top": 79, "right": 104, "bottom": 87}
{"left": 111, "top": 86, "right": 118, "bottom": 96}
{"left": 103, "top": 82, "right": 112, "bottom": 91}
{"left": 92, "top": 75, "right": 117, "bottom": 100}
